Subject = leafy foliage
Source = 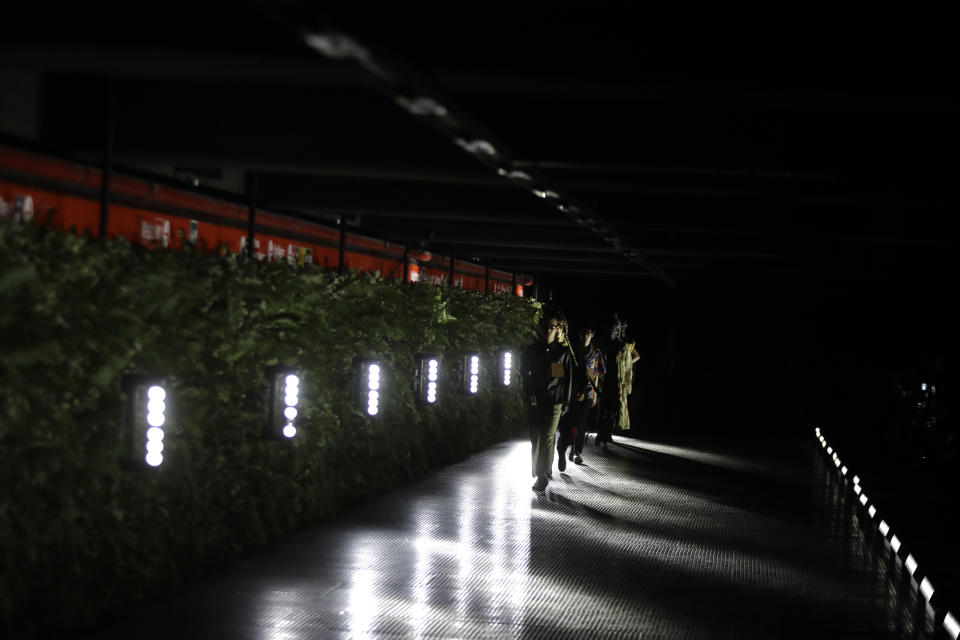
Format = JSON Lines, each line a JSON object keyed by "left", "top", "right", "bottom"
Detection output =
{"left": 0, "top": 224, "right": 538, "bottom": 638}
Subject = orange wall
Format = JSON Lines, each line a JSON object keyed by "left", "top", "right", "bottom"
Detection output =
{"left": 0, "top": 145, "right": 526, "bottom": 295}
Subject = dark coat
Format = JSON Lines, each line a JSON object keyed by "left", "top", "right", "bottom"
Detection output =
{"left": 521, "top": 339, "right": 574, "bottom": 409}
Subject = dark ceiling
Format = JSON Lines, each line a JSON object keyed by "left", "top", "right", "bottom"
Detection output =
{"left": 2, "top": 4, "right": 956, "bottom": 292}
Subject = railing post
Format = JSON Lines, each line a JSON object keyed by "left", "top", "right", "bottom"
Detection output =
{"left": 246, "top": 173, "right": 257, "bottom": 261}
{"left": 338, "top": 215, "right": 346, "bottom": 273}
{"left": 99, "top": 79, "right": 114, "bottom": 239}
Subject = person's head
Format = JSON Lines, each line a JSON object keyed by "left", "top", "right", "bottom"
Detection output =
{"left": 581, "top": 325, "right": 596, "bottom": 346}
{"left": 541, "top": 314, "right": 568, "bottom": 344}
{"left": 609, "top": 314, "right": 622, "bottom": 340}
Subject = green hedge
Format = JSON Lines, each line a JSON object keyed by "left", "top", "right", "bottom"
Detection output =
{"left": 0, "top": 223, "right": 538, "bottom": 638}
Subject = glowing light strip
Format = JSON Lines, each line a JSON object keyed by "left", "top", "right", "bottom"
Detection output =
{"left": 920, "top": 577, "right": 934, "bottom": 602}
{"left": 905, "top": 554, "right": 917, "bottom": 576}
{"left": 816, "top": 427, "right": 944, "bottom": 615}
{"left": 944, "top": 611, "right": 960, "bottom": 639}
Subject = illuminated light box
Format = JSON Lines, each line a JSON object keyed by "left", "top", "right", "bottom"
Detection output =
{"left": 415, "top": 354, "right": 441, "bottom": 405}
{"left": 122, "top": 375, "right": 168, "bottom": 469}
{"left": 353, "top": 358, "right": 384, "bottom": 417}
{"left": 265, "top": 366, "right": 301, "bottom": 440}
{"left": 500, "top": 350, "right": 514, "bottom": 387}
{"left": 458, "top": 353, "right": 481, "bottom": 395}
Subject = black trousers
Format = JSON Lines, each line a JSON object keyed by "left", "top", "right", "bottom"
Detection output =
{"left": 595, "top": 391, "right": 616, "bottom": 444}
{"left": 558, "top": 397, "right": 592, "bottom": 455}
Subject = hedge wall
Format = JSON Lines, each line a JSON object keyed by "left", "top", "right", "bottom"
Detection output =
{"left": 0, "top": 223, "right": 538, "bottom": 638}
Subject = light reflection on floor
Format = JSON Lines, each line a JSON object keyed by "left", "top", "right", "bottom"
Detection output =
{"left": 81, "top": 437, "right": 939, "bottom": 639}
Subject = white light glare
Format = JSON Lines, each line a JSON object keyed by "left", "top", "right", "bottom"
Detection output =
{"left": 879, "top": 521, "right": 890, "bottom": 536}
{"left": 456, "top": 138, "right": 497, "bottom": 156}
{"left": 868, "top": 505, "right": 876, "bottom": 518}
{"left": 859, "top": 494, "right": 868, "bottom": 506}
{"left": 283, "top": 424, "right": 297, "bottom": 438}
{"left": 841, "top": 466, "right": 848, "bottom": 475}
{"left": 285, "top": 394, "right": 299, "bottom": 407}
{"left": 367, "top": 363, "right": 381, "bottom": 391}
{"left": 943, "top": 611, "right": 960, "bottom": 640}
{"left": 834, "top": 458, "right": 841, "bottom": 468}
{"left": 147, "top": 398, "right": 165, "bottom": 414}
{"left": 922, "top": 383, "right": 927, "bottom": 391}
{"left": 470, "top": 356, "right": 480, "bottom": 374}
{"left": 905, "top": 554, "right": 918, "bottom": 576}
{"left": 145, "top": 451, "right": 163, "bottom": 467}
{"left": 367, "top": 404, "right": 379, "bottom": 416}
{"left": 853, "top": 475, "right": 860, "bottom": 485}
{"left": 147, "top": 412, "right": 165, "bottom": 427}
{"left": 285, "top": 374, "right": 299, "bottom": 387}
{"left": 146, "top": 427, "right": 164, "bottom": 441}
{"left": 146, "top": 440, "right": 164, "bottom": 454}
{"left": 920, "top": 577, "right": 934, "bottom": 602}
{"left": 854, "top": 484, "right": 862, "bottom": 495}
{"left": 891, "top": 535, "right": 901, "bottom": 553}
{"left": 284, "top": 407, "right": 297, "bottom": 420}
{"left": 827, "top": 446, "right": 833, "bottom": 454}
{"left": 147, "top": 386, "right": 166, "bottom": 401}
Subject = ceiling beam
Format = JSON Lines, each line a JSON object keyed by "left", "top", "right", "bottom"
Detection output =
{"left": 434, "top": 72, "right": 957, "bottom": 113}
{"left": 0, "top": 45, "right": 367, "bottom": 86}
{"left": 273, "top": 205, "right": 571, "bottom": 227}
{"left": 274, "top": 20, "right": 676, "bottom": 286}
{"left": 493, "top": 265, "right": 661, "bottom": 277}
{"left": 425, "top": 238, "right": 620, "bottom": 253}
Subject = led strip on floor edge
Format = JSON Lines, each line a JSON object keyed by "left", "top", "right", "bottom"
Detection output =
{"left": 813, "top": 426, "right": 957, "bottom": 639}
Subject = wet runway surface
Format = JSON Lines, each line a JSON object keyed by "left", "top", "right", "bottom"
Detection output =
{"left": 72, "top": 432, "right": 938, "bottom": 639}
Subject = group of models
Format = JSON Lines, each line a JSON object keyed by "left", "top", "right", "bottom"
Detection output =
{"left": 521, "top": 311, "right": 639, "bottom": 492}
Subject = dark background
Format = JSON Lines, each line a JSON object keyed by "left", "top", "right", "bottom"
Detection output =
{"left": 1, "top": 0, "right": 956, "bottom": 562}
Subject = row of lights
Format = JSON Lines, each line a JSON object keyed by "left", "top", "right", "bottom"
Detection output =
{"left": 301, "top": 35, "right": 639, "bottom": 270}
{"left": 369, "top": 351, "right": 514, "bottom": 414}
{"left": 814, "top": 427, "right": 958, "bottom": 639}
{"left": 124, "top": 351, "right": 516, "bottom": 468}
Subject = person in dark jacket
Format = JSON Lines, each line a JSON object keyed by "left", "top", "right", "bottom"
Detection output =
{"left": 521, "top": 313, "right": 574, "bottom": 491}
{"left": 557, "top": 325, "right": 606, "bottom": 468}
